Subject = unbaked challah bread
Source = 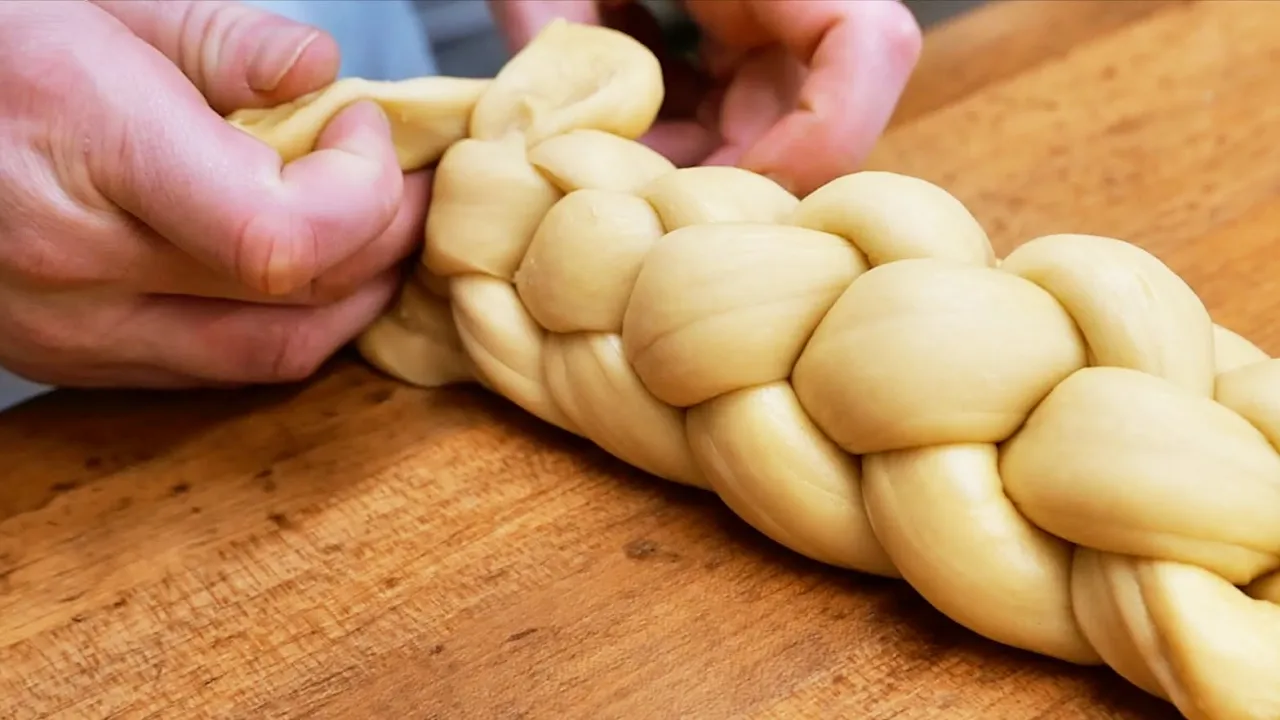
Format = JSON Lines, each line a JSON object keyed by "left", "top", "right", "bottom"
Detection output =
{"left": 226, "top": 19, "right": 1280, "bottom": 720}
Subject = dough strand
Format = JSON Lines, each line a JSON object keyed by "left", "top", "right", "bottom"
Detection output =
{"left": 227, "top": 20, "right": 1280, "bottom": 720}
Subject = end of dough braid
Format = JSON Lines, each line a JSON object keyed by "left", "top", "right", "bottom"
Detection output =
{"left": 227, "top": 20, "right": 1280, "bottom": 720}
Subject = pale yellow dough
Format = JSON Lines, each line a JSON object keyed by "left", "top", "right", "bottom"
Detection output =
{"left": 225, "top": 19, "right": 1280, "bottom": 720}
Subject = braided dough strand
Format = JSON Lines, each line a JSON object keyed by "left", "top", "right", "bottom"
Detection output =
{"left": 226, "top": 20, "right": 1280, "bottom": 720}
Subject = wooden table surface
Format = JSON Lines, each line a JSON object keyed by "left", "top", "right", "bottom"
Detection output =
{"left": 2, "top": 1, "right": 1275, "bottom": 718}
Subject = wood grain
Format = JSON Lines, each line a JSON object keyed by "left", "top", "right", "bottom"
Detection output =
{"left": 2, "top": 1, "right": 1273, "bottom": 718}
{"left": 891, "top": 0, "right": 1189, "bottom": 128}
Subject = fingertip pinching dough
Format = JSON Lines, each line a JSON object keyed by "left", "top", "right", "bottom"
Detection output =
{"left": 227, "top": 19, "right": 1280, "bottom": 720}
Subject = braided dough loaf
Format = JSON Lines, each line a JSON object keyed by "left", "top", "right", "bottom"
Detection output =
{"left": 228, "top": 20, "right": 1280, "bottom": 720}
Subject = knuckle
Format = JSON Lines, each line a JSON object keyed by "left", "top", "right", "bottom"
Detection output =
{"left": 9, "top": 21, "right": 141, "bottom": 211}
{"left": 235, "top": 209, "right": 321, "bottom": 296}
{"left": 263, "top": 321, "right": 330, "bottom": 383}
{"left": 181, "top": 2, "right": 273, "bottom": 111}
{"left": 0, "top": 124, "right": 107, "bottom": 290}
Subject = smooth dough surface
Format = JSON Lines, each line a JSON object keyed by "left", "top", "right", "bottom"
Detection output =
{"left": 224, "top": 19, "right": 1280, "bottom": 720}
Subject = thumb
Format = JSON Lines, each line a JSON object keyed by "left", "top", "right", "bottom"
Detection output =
{"left": 91, "top": 0, "right": 339, "bottom": 114}
{"left": 82, "top": 14, "right": 406, "bottom": 298}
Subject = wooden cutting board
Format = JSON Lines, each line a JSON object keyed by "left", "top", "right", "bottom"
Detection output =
{"left": 2, "top": 1, "right": 1269, "bottom": 717}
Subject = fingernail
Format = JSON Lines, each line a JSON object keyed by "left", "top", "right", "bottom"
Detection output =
{"left": 343, "top": 100, "right": 393, "bottom": 153}
{"left": 354, "top": 99, "right": 392, "bottom": 131}
{"left": 249, "top": 27, "right": 319, "bottom": 93}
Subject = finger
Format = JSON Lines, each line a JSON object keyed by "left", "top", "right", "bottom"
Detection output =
{"left": 76, "top": 168, "right": 423, "bottom": 309}
{"left": 118, "top": 271, "right": 399, "bottom": 385}
{"left": 487, "top": 0, "right": 602, "bottom": 50}
{"left": 91, "top": 0, "right": 339, "bottom": 113}
{"left": 88, "top": 28, "right": 405, "bottom": 299}
{"left": 0, "top": 284, "right": 211, "bottom": 389}
{"left": 701, "top": 47, "right": 804, "bottom": 169}
{"left": 735, "top": 0, "right": 923, "bottom": 196}
{"left": 639, "top": 120, "right": 721, "bottom": 167}
{"left": 108, "top": 216, "right": 319, "bottom": 304}
{"left": 308, "top": 169, "right": 432, "bottom": 302}
{"left": 125, "top": 169, "right": 426, "bottom": 306}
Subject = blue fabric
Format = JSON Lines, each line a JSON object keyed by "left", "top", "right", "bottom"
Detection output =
{"left": 240, "top": 0, "right": 439, "bottom": 80}
{"left": 0, "top": 372, "right": 44, "bottom": 412}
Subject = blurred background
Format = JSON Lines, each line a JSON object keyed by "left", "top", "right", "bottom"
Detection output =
{"left": 425, "top": 0, "right": 985, "bottom": 76}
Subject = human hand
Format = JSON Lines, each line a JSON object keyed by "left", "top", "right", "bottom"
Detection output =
{"left": 0, "top": 0, "right": 429, "bottom": 389}
{"left": 489, "top": 0, "right": 923, "bottom": 196}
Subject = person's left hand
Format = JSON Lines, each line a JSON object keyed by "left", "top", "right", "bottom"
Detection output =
{"left": 489, "top": 0, "right": 923, "bottom": 196}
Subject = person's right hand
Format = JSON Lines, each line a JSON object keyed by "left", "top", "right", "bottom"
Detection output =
{"left": 0, "top": 0, "right": 430, "bottom": 389}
